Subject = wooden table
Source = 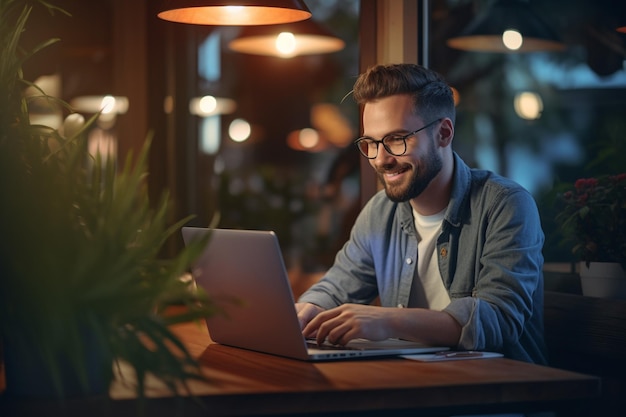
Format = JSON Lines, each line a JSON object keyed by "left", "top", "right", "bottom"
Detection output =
{"left": 123, "top": 320, "right": 601, "bottom": 416}
{"left": 1, "top": 319, "right": 602, "bottom": 417}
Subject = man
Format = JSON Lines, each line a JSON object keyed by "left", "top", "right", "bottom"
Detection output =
{"left": 296, "top": 63, "right": 547, "bottom": 364}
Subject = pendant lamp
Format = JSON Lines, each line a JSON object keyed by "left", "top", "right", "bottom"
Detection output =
{"left": 447, "top": 0, "right": 565, "bottom": 53}
{"left": 157, "top": 0, "right": 311, "bottom": 26}
{"left": 228, "top": 18, "right": 344, "bottom": 57}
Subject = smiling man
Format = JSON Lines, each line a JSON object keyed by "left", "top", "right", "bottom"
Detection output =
{"left": 296, "top": 63, "right": 547, "bottom": 364}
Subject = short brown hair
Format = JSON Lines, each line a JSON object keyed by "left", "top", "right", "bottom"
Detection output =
{"left": 352, "top": 63, "right": 455, "bottom": 124}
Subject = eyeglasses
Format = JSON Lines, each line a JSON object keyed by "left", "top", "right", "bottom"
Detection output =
{"left": 354, "top": 118, "right": 442, "bottom": 159}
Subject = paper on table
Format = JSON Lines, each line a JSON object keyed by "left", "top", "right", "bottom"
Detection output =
{"left": 401, "top": 351, "right": 504, "bottom": 362}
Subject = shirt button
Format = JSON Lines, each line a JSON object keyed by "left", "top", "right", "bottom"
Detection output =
{"left": 440, "top": 247, "right": 448, "bottom": 257}
{"left": 406, "top": 258, "right": 413, "bottom": 265}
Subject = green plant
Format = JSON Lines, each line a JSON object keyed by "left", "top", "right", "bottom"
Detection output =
{"left": 555, "top": 173, "right": 626, "bottom": 270}
{"left": 0, "top": 0, "right": 217, "bottom": 399}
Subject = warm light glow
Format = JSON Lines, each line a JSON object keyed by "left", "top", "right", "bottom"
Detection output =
{"left": 27, "top": 74, "right": 61, "bottom": 101}
{"left": 163, "top": 95, "right": 174, "bottom": 114}
{"left": 450, "top": 86, "right": 461, "bottom": 106}
{"left": 230, "top": 33, "right": 345, "bottom": 57}
{"left": 502, "top": 29, "right": 523, "bottom": 51}
{"left": 224, "top": 6, "right": 244, "bottom": 14}
{"left": 63, "top": 113, "right": 85, "bottom": 138}
{"left": 70, "top": 95, "right": 129, "bottom": 115}
{"left": 445, "top": 0, "right": 565, "bottom": 53}
{"left": 189, "top": 96, "right": 236, "bottom": 116}
{"left": 156, "top": 1, "right": 312, "bottom": 26}
{"left": 228, "top": 19, "right": 345, "bottom": 57}
{"left": 298, "top": 128, "right": 319, "bottom": 148}
{"left": 310, "top": 103, "right": 353, "bottom": 146}
{"left": 229, "top": 118, "right": 251, "bottom": 142}
{"left": 100, "top": 95, "right": 116, "bottom": 114}
{"left": 275, "top": 32, "right": 297, "bottom": 56}
{"left": 286, "top": 128, "right": 327, "bottom": 152}
{"left": 514, "top": 91, "right": 543, "bottom": 120}
{"left": 25, "top": 74, "right": 63, "bottom": 129}
{"left": 199, "top": 96, "right": 218, "bottom": 113}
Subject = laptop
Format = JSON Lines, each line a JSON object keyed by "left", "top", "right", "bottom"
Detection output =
{"left": 182, "top": 227, "right": 449, "bottom": 361}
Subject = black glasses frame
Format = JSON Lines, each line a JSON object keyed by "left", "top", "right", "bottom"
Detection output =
{"left": 354, "top": 118, "right": 442, "bottom": 159}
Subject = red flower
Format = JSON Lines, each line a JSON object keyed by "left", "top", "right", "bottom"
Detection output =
{"left": 556, "top": 173, "right": 626, "bottom": 268}
{"left": 611, "top": 173, "right": 626, "bottom": 183}
{"left": 574, "top": 178, "right": 587, "bottom": 190}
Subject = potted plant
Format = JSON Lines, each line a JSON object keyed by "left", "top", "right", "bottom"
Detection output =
{"left": 0, "top": 0, "right": 217, "bottom": 401}
{"left": 555, "top": 173, "right": 626, "bottom": 299}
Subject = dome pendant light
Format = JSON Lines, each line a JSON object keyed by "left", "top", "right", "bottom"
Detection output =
{"left": 157, "top": 0, "right": 312, "bottom": 26}
{"left": 228, "top": 19, "right": 345, "bottom": 57}
{"left": 447, "top": 0, "right": 565, "bottom": 53}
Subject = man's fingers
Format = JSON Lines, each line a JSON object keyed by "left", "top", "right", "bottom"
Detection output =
{"left": 297, "top": 303, "right": 326, "bottom": 333}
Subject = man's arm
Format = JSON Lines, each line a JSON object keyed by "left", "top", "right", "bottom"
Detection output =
{"left": 298, "top": 302, "right": 461, "bottom": 347}
{"left": 443, "top": 182, "right": 545, "bottom": 362}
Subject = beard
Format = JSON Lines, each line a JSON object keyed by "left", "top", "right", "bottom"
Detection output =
{"left": 377, "top": 141, "right": 443, "bottom": 203}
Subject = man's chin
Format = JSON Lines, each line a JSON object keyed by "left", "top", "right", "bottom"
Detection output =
{"left": 382, "top": 183, "right": 411, "bottom": 203}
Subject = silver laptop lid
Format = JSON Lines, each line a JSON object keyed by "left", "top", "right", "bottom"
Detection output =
{"left": 182, "top": 227, "right": 311, "bottom": 360}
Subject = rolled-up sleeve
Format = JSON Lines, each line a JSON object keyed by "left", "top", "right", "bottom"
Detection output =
{"left": 443, "top": 185, "right": 545, "bottom": 363}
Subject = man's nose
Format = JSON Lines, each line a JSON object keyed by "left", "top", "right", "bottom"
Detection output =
{"left": 373, "top": 143, "right": 395, "bottom": 164}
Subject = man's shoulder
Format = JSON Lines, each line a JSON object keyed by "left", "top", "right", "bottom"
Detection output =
{"left": 454, "top": 153, "right": 527, "bottom": 194}
{"left": 465, "top": 168, "right": 539, "bottom": 217}
{"left": 470, "top": 169, "right": 530, "bottom": 196}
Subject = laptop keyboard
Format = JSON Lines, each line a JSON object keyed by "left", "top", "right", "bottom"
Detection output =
{"left": 306, "top": 340, "right": 356, "bottom": 350}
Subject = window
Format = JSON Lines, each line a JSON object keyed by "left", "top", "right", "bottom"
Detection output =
{"left": 427, "top": 0, "right": 626, "bottom": 263}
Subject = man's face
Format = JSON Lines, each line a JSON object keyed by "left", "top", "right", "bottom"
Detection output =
{"left": 362, "top": 94, "right": 442, "bottom": 203}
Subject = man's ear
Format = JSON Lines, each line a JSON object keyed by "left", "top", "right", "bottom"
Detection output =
{"left": 438, "top": 118, "right": 454, "bottom": 147}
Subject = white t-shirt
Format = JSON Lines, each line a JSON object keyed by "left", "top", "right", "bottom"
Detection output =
{"left": 408, "top": 208, "right": 451, "bottom": 310}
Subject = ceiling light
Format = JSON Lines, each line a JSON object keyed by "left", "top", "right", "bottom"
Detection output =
{"left": 70, "top": 95, "right": 129, "bottom": 115}
{"left": 447, "top": 0, "right": 565, "bottom": 53}
{"left": 157, "top": 0, "right": 311, "bottom": 26}
{"left": 229, "top": 118, "right": 252, "bottom": 142}
{"left": 286, "top": 128, "right": 327, "bottom": 152}
{"left": 189, "top": 95, "right": 237, "bottom": 116}
{"left": 514, "top": 91, "right": 543, "bottom": 120}
{"left": 228, "top": 18, "right": 344, "bottom": 57}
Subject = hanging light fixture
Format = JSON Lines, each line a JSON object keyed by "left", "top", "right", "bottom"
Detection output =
{"left": 286, "top": 128, "right": 328, "bottom": 152}
{"left": 228, "top": 18, "right": 344, "bottom": 57}
{"left": 447, "top": 0, "right": 565, "bottom": 53}
{"left": 189, "top": 95, "right": 237, "bottom": 116}
{"left": 157, "top": 0, "right": 311, "bottom": 26}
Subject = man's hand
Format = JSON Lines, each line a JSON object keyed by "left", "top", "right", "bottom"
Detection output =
{"left": 297, "top": 302, "right": 462, "bottom": 348}
{"left": 295, "top": 302, "right": 325, "bottom": 332}
{"left": 301, "top": 304, "right": 393, "bottom": 346}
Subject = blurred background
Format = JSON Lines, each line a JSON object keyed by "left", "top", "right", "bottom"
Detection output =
{"left": 22, "top": 0, "right": 626, "bottom": 289}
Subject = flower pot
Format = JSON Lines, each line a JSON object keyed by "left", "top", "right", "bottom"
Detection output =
{"left": 579, "top": 262, "right": 626, "bottom": 300}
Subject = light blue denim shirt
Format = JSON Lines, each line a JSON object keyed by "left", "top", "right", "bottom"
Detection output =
{"left": 299, "top": 153, "right": 547, "bottom": 364}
